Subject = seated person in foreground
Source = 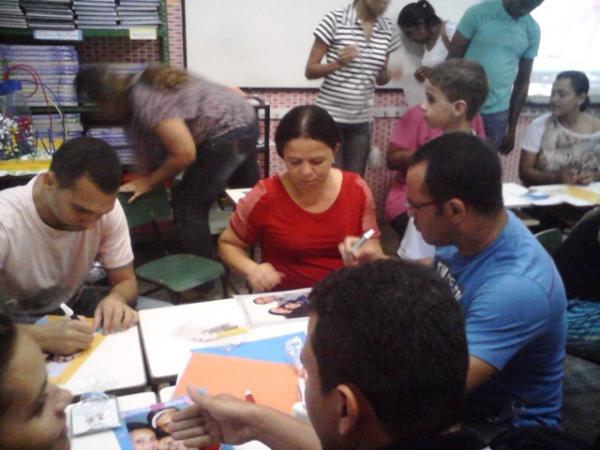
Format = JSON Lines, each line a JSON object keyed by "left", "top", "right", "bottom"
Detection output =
{"left": 218, "top": 105, "right": 381, "bottom": 292}
{"left": 170, "top": 260, "right": 485, "bottom": 450}
{"left": 519, "top": 71, "right": 600, "bottom": 186}
{"left": 0, "top": 137, "right": 139, "bottom": 355}
{"left": 553, "top": 207, "right": 600, "bottom": 364}
{"left": 343, "top": 134, "right": 566, "bottom": 440}
{"left": 0, "top": 312, "right": 73, "bottom": 450}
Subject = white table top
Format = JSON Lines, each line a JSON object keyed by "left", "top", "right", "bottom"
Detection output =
{"left": 70, "top": 392, "right": 157, "bottom": 450}
{"left": 159, "top": 385, "right": 176, "bottom": 402}
{"left": 139, "top": 298, "right": 307, "bottom": 382}
{"left": 503, "top": 182, "right": 600, "bottom": 209}
{"left": 56, "top": 326, "right": 147, "bottom": 396}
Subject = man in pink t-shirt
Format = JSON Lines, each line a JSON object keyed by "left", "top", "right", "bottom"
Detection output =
{"left": 0, "top": 137, "right": 139, "bottom": 355}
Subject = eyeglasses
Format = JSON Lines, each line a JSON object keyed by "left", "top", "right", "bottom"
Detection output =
{"left": 405, "top": 199, "right": 437, "bottom": 211}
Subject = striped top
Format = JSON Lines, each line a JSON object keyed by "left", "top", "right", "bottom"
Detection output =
{"left": 313, "top": 3, "right": 401, "bottom": 124}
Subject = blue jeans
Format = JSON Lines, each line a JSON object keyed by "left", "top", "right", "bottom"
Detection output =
{"left": 172, "top": 119, "right": 259, "bottom": 258}
{"left": 566, "top": 298, "right": 600, "bottom": 364}
{"left": 334, "top": 122, "right": 371, "bottom": 176}
{"left": 482, "top": 110, "right": 509, "bottom": 152}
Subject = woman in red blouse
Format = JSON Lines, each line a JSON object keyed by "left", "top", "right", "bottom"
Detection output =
{"left": 218, "top": 105, "right": 382, "bottom": 292}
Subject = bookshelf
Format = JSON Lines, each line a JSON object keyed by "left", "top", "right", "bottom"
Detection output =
{"left": 0, "top": 0, "right": 170, "bottom": 117}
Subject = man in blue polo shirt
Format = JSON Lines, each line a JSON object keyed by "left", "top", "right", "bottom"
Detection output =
{"left": 342, "top": 133, "right": 566, "bottom": 442}
{"left": 449, "top": 0, "right": 543, "bottom": 154}
{"left": 403, "top": 133, "right": 565, "bottom": 440}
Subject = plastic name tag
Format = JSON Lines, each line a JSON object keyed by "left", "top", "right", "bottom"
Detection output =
{"left": 70, "top": 392, "right": 121, "bottom": 436}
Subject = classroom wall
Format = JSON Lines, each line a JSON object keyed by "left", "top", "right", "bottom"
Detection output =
{"left": 160, "top": 1, "right": 597, "bottom": 217}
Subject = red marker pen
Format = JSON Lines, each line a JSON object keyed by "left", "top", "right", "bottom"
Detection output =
{"left": 244, "top": 389, "right": 256, "bottom": 403}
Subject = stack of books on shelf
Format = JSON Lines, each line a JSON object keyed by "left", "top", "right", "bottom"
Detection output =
{"left": 19, "top": 0, "right": 75, "bottom": 30}
{"left": 0, "top": 44, "right": 79, "bottom": 107}
{"left": 73, "top": 0, "right": 118, "bottom": 30}
{"left": 0, "top": 0, "right": 27, "bottom": 28}
{"left": 81, "top": 62, "right": 145, "bottom": 165}
{"left": 117, "top": 0, "right": 161, "bottom": 29}
{"left": 31, "top": 113, "right": 83, "bottom": 154}
{"left": 87, "top": 127, "right": 135, "bottom": 165}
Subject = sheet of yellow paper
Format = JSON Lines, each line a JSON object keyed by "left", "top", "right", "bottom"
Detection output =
{"left": 46, "top": 316, "right": 106, "bottom": 385}
{"left": 0, "top": 160, "right": 51, "bottom": 171}
{"left": 566, "top": 186, "right": 600, "bottom": 204}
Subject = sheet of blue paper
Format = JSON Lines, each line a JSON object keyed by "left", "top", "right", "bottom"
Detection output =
{"left": 193, "top": 332, "right": 305, "bottom": 365}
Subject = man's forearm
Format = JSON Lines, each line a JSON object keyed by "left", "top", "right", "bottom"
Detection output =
{"left": 109, "top": 278, "right": 138, "bottom": 304}
{"left": 251, "top": 407, "right": 321, "bottom": 450}
{"left": 507, "top": 84, "right": 528, "bottom": 132}
{"left": 18, "top": 323, "right": 49, "bottom": 351}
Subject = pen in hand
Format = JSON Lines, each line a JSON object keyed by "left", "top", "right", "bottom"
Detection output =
{"left": 341, "top": 228, "right": 375, "bottom": 264}
{"left": 60, "top": 303, "right": 79, "bottom": 320}
{"left": 350, "top": 228, "right": 375, "bottom": 254}
{"left": 245, "top": 389, "right": 256, "bottom": 403}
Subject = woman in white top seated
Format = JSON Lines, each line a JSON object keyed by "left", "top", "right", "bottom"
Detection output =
{"left": 519, "top": 71, "right": 600, "bottom": 186}
{"left": 396, "top": 0, "right": 456, "bottom": 82}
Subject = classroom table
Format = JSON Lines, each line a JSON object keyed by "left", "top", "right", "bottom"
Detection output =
{"left": 503, "top": 182, "right": 600, "bottom": 209}
{"left": 70, "top": 391, "right": 158, "bottom": 450}
{"left": 138, "top": 298, "right": 308, "bottom": 384}
{"left": 54, "top": 325, "right": 147, "bottom": 397}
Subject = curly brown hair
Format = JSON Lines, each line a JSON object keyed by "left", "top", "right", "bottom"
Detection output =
{"left": 138, "top": 64, "right": 189, "bottom": 91}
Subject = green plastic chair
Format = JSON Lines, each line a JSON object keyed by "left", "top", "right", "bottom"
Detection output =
{"left": 535, "top": 228, "right": 564, "bottom": 255}
{"left": 118, "top": 188, "right": 227, "bottom": 301}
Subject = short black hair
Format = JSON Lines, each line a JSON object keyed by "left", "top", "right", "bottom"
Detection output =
{"left": 126, "top": 422, "right": 156, "bottom": 433}
{"left": 147, "top": 407, "right": 179, "bottom": 429}
{"left": 556, "top": 71, "right": 591, "bottom": 111}
{"left": 274, "top": 105, "right": 340, "bottom": 158}
{"left": 409, "top": 133, "right": 504, "bottom": 215}
{"left": 309, "top": 259, "right": 468, "bottom": 441}
{"left": 397, "top": 0, "right": 441, "bottom": 29}
{"left": 428, "top": 59, "right": 488, "bottom": 120}
{"left": 49, "top": 137, "right": 122, "bottom": 194}
{"left": 0, "top": 313, "right": 17, "bottom": 420}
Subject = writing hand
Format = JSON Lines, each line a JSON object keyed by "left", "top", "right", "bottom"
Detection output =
{"left": 39, "top": 319, "right": 95, "bottom": 356}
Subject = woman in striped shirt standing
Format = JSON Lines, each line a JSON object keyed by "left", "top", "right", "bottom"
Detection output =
{"left": 305, "top": 0, "right": 401, "bottom": 176}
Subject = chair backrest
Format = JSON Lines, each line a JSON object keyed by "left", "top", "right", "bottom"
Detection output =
{"left": 490, "top": 426, "right": 591, "bottom": 450}
{"left": 535, "top": 228, "right": 564, "bottom": 255}
{"left": 118, "top": 187, "right": 172, "bottom": 229}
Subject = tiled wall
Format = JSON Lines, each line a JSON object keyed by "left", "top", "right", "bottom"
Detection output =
{"left": 166, "top": 0, "right": 184, "bottom": 68}
{"left": 76, "top": 38, "right": 160, "bottom": 64}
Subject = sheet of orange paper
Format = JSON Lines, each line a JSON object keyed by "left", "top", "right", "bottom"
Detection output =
{"left": 174, "top": 353, "right": 300, "bottom": 414}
